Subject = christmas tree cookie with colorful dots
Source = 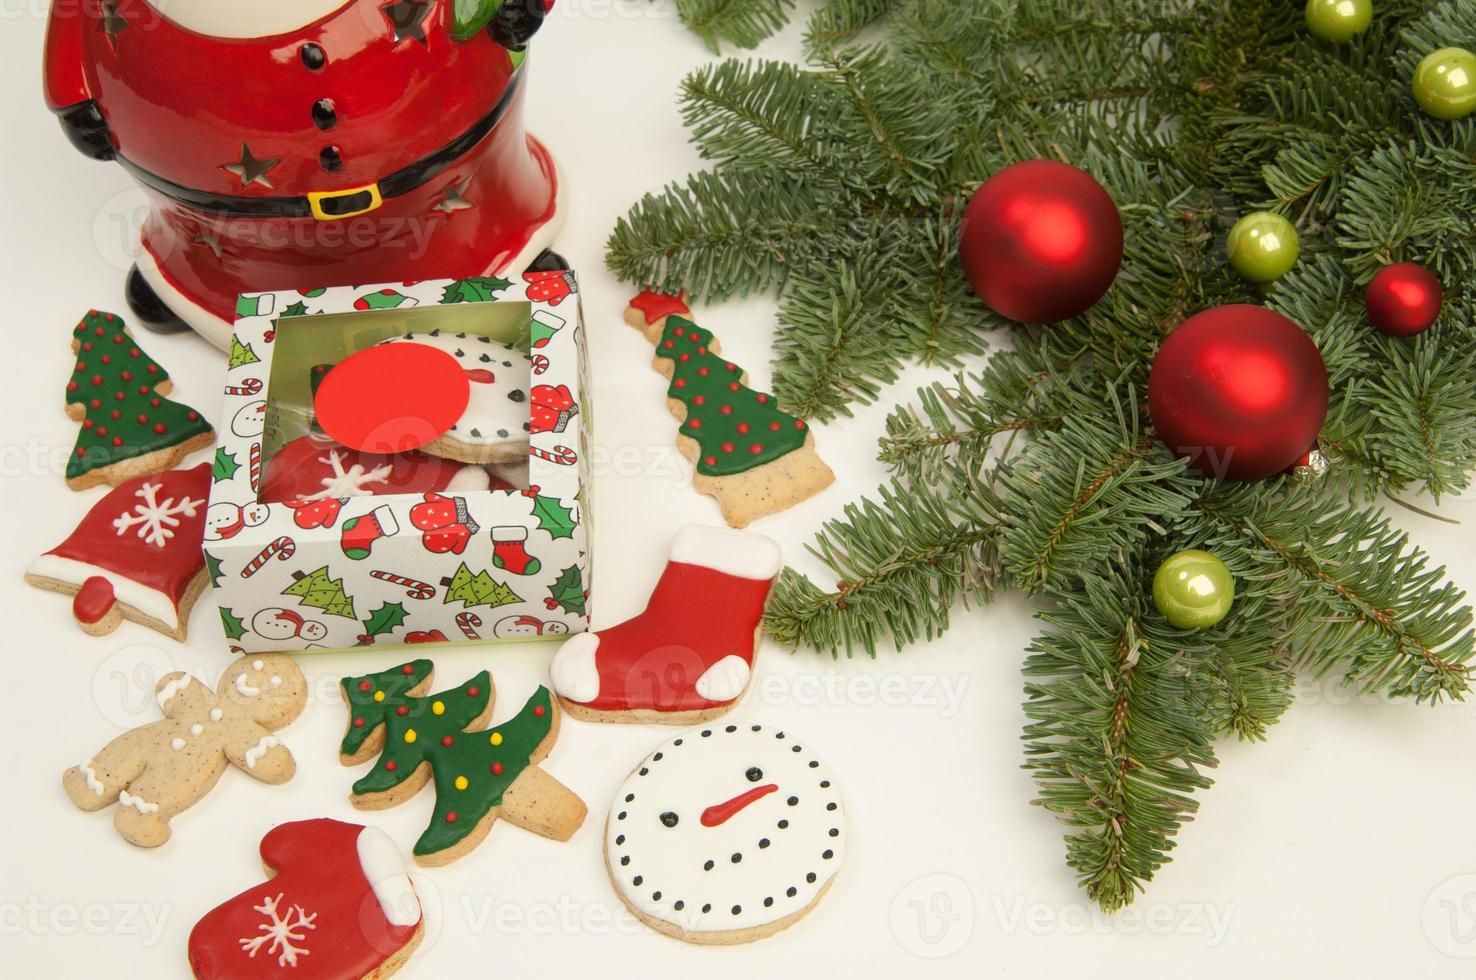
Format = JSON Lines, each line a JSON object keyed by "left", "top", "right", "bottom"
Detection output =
{"left": 626, "top": 292, "right": 834, "bottom": 527}
{"left": 339, "top": 661, "right": 586, "bottom": 866}
{"left": 64, "top": 310, "right": 214, "bottom": 491}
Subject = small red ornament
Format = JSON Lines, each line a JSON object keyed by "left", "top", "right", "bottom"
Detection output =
{"left": 959, "top": 160, "right": 1124, "bottom": 324}
{"left": 1148, "top": 305, "right": 1329, "bottom": 481}
{"left": 1366, "top": 263, "right": 1443, "bottom": 337}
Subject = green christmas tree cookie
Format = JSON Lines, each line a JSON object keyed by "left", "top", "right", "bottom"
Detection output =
{"left": 341, "top": 662, "right": 586, "bottom": 866}
{"left": 65, "top": 311, "right": 214, "bottom": 490}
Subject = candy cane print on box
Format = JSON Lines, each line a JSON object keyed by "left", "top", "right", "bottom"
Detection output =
{"left": 205, "top": 275, "right": 591, "bottom": 653}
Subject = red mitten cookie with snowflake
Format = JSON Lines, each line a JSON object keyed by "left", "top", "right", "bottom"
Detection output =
{"left": 188, "top": 818, "right": 424, "bottom": 980}
{"left": 549, "top": 525, "right": 782, "bottom": 724}
{"left": 26, "top": 463, "right": 210, "bottom": 641}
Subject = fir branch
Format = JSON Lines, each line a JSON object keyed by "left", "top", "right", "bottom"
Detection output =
{"left": 671, "top": 0, "right": 796, "bottom": 53}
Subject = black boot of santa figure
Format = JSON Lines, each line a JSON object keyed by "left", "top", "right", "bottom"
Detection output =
{"left": 549, "top": 525, "right": 782, "bottom": 725}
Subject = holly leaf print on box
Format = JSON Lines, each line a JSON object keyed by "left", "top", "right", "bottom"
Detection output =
{"left": 440, "top": 277, "right": 511, "bottom": 305}
{"left": 282, "top": 566, "right": 357, "bottom": 619}
{"left": 546, "top": 565, "right": 585, "bottom": 617}
{"left": 441, "top": 563, "right": 521, "bottom": 610}
{"left": 204, "top": 551, "right": 224, "bottom": 589}
{"left": 64, "top": 311, "right": 214, "bottom": 490}
{"left": 213, "top": 448, "right": 240, "bottom": 482}
{"left": 530, "top": 495, "right": 576, "bottom": 540}
{"left": 358, "top": 601, "right": 409, "bottom": 645}
{"left": 228, "top": 337, "right": 260, "bottom": 369}
{"left": 279, "top": 301, "right": 309, "bottom": 319}
{"left": 220, "top": 607, "right": 247, "bottom": 642}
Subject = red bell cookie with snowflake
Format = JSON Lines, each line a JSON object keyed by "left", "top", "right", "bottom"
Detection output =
{"left": 188, "top": 818, "right": 423, "bottom": 980}
{"left": 550, "top": 525, "right": 782, "bottom": 724}
{"left": 43, "top": 0, "right": 562, "bottom": 348}
{"left": 260, "top": 433, "right": 491, "bottom": 517}
{"left": 26, "top": 463, "right": 211, "bottom": 641}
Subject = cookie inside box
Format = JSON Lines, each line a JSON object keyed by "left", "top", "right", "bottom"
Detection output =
{"left": 258, "top": 303, "right": 551, "bottom": 500}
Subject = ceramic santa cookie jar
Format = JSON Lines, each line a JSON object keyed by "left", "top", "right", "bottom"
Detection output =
{"left": 550, "top": 525, "right": 782, "bottom": 724}
{"left": 188, "top": 819, "right": 423, "bottom": 980}
{"left": 43, "top": 0, "right": 563, "bottom": 348}
{"left": 606, "top": 724, "right": 847, "bottom": 945}
{"left": 26, "top": 463, "right": 211, "bottom": 641}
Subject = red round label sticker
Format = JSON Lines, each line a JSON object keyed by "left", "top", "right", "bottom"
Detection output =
{"left": 314, "top": 343, "right": 470, "bottom": 453}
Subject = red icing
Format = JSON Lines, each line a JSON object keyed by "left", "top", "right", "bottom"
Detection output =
{"left": 700, "top": 784, "right": 778, "bottom": 827}
{"left": 39, "top": 463, "right": 210, "bottom": 627}
{"left": 260, "top": 434, "right": 485, "bottom": 505}
{"left": 582, "top": 562, "right": 776, "bottom": 713}
{"left": 72, "top": 576, "right": 116, "bottom": 624}
{"left": 314, "top": 344, "right": 470, "bottom": 454}
{"left": 630, "top": 289, "right": 691, "bottom": 325}
{"left": 187, "top": 819, "right": 420, "bottom": 980}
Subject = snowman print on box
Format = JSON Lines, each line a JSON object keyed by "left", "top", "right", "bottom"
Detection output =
{"left": 605, "top": 724, "right": 846, "bottom": 945}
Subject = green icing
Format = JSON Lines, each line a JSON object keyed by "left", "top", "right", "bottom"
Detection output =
{"left": 653, "top": 316, "right": 809, "bottom": 477}
{"left": 348, "top": 670, "right": 554, "bottom": 857}
{"left": 339, "top": 659, "right": 434, "bottom": 758}
{"left": 65, "top": 311, "right": 213, "bottom": 481}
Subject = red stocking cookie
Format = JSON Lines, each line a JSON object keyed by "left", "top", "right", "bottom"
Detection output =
{"left": 549, "top": 525, "right": 782, "bottom": 724}
{"left": 188, "top": 818, "right": 424, "bottom": 980}
{"left": 26, "top": 463, "right": 211, "bottom": 641}
{"left": 64, "top": 310, "right": 214, "bottom": 491}
{"left": 259, "top": 433, "right": 491, "bottom": 507}
{"left": 62, "top": 654, "right": 306, "bottom": 847}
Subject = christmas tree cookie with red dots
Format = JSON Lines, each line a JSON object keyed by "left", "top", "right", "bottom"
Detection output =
{"left": 340, "top": 661, "right": 586, "bottom": 866}
{"left": 626, "top": 292, "right": 834, "bottom": 528}
{"left": 64, "top": 311, "right": 214, "bottom": 491}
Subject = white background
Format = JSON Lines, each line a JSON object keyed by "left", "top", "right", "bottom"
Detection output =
{"left": 4, "top": 2, "right": 1476, "bottom": 977}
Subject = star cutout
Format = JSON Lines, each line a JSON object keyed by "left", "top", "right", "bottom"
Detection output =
{"left": 382, "top": 0, "right": 432, "bottom": 45}
{"left": 433, "top": 181, "right": 474, "bottom": 215}
{"left": 221, "top": 144, "right": 280, "bottom": 189}
{"left": 96, "top": 1, "right": 128, "bottom": 47}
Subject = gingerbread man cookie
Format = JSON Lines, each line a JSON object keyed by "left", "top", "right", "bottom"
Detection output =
{"left": 63, "top": 654, "right": 307, "bottom": 847}
{"left": 375, "top": 331, "right": 532, "bottom": 465}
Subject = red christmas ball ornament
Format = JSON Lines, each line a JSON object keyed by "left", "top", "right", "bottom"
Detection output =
{"left": 1365, "top": 263, "right": 1443, "bottom": 337}
{"left": 959, "top": 160, "right": 1124, "bottom": 324}
{"left": 1148, "top": 305, "right": 1329, "bottom": 481}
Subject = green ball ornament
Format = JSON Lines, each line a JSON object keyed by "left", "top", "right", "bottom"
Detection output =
{"left": 1152, "top": 550, "right": 1235, "bottom": 630}
{"left": 1412, "top": 47, "right": 1476, "bottom": 120}
{"left": 1227, "top": 212, "right": 1300, "bottom": 284}
{"left": 1305, "top": 0, "right": 1371, "bottom": 43}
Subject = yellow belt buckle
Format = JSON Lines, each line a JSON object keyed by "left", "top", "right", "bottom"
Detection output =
{"left": 307, "top": 183, "right": 383, "bottom": 221}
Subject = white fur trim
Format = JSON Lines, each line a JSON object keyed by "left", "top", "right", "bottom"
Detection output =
{"left": 28, "top": 555, "right": 181, "bottom": 628}
{"left": 493, "top": 525, "right": 528, "bottom": 543}
{"left": 668, "top": 526, "right": 783, "bottom": 581}
{"left": 356, "top": 827, "right": 421, "bottom": 928}
{"left": 694, "top": 656, "right": 752, "bottom": 703}
{"left": 549, "top": 632, "right": 601, "bottom": 704}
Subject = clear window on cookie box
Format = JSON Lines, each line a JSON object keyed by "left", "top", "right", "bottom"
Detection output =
{"left": 253, "top": 303, "right": 558, "bottom": 503}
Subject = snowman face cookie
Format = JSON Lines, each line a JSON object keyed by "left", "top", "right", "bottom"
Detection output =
{"left": 605, "top": 724, "right": 845, "bottom": 945}
{"left": 377, "top": 331, "right": 530, "bottom": 464}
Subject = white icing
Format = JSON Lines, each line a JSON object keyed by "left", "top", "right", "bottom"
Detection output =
{"left": 244, "top": 735, "right": 281, "bottom": 770}
{"left": 27, "top": 555, "right": 180, "bottom": 628}
{"left": 236, "top": 674, "right": 262, "bottom": 697}
{"left": 238, "top": 893, "right": 317, "bottom": 967}
{"left": 669, "top": 526, "right": 783, "bottom": 581}
{"left": 446, "top": 464, "right": 493, "bottom": 492}
{"left": 550, "top": 632, "right": 601, "bottom": 704}
{"left": 171, "top": 738, "right": 186, "bottom": 751}
{"left": 190, "top": 724, "right": 205, "bottom": 738}
{"left": 111, "top": 480, "right": 204, "bottom": 549}
{"left": 694, "top": 656, "right": 752, "bottom": 703}
{"left": 210, "top": 708, "right": 224, "bottom": 722}
{"left": 118, "top": 790, "right": 159, "bottom": 815}
{"left": 355, "top": 827, "right": 422, "bottom": 928}
{"left": 252, "top": 660, "right": 265, "bottom": 671}
{"left": 82, "top": 760, "right": 105, "bottom": 796}
{"left": 156, "top": 674, "right": 193, "bottom": 709}
{"left": 377, "top": 332, "right": 530, "bottom": 449}
{"left": 270, "top": 676, "right": 282, "bottom": 688}
{"left": 307, "top": 450, "right": 394, "bottom": 500}
{"left": 606, "top": 724, "right": 845, "bottom": 934}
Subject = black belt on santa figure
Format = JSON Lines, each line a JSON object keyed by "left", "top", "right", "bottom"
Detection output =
{"left": 115, "top": 64, "right": 527, "bottom": 222}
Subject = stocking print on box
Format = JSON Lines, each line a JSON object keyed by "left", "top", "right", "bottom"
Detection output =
{"left": 205, "top": 276, "right": 591, "bottom": 654}
{"left": 550, "top": 526, "right": 782, "bottom": 724}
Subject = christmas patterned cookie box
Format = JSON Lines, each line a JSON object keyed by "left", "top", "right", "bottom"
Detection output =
{"left": 206, "top": 274, "right": 591, "bottom": 653}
